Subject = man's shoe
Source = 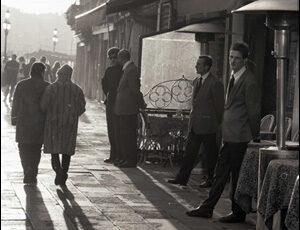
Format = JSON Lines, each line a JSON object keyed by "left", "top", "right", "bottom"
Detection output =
{"left": 218, "top": 213, "right": 245, "bottom": 223}
{"left": 167, "top": 179, "right": 186, "bottom": 186}
{"left": 199, "top": 180, "right": 212, "bottom": 188}
{"left": 104, "top": 158, "right": 114, "bottom": 163}
{"left": 186, "top": 208, "right": 213, "bottom": 218}
{"left": 60, "top": 172, "right": 68, "bottom": 186}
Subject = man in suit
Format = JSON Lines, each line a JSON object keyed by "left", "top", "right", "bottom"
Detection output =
{"left": 168, "top": 55, "right": 224, "bottom": 187}
{"left": 114, "top": 49, "right": 146, "bottom": 168}
{"left": 102, "top": 47, "right": 123, "bottom": 164}
{"left": 186, "top": 42, "right": 261, "bottom": 223}
{"left": 40, "top": 56, "right": 53, "bottom": 83}
{"left": 4, "top": 54, "right": 20, "bottom": 102}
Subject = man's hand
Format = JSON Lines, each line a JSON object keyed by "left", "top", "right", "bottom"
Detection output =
{"left": 11, "top": 117, "right": 17, "bottom": 126}
{"left": 253, "top": 137, "right": 261, "bottom": 143}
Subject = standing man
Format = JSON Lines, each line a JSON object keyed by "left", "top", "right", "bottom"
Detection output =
{"left": 11, "top": 62, "right": 49, "bottom": 185}
{"left": 114, "top": 49, "right": 146, "bottom": 168}
{"left": 102, "top": 47, "right": 123, "bottom": 163}
{"left": 186, "top": 42, "right": 261, "bottom": 223}
{"left": 24, "top": 57, "right": 36, "bottom": 79}
{"left": 40, "top": 56, "right": 53, "bottom": 83}
{"left": 168, "top": 55, "right": 224, "bottom": 187}
{"left": 4, "top": 54, "right": 20, "bottom": 102}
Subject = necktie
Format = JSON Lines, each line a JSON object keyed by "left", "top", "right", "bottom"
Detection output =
{"left": 194, "top": 77, "right": 202, "bottom": 98}
{"left": 227, "top": 76, "right": 235, "bottom": 97}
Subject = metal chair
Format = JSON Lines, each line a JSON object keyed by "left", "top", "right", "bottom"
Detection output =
{"left": 292, "top": 129, "right": 299, "bottom": 142}
{"left": 260, "top": 114, "right": 275, "bottom": 132}
{"left": 273, "top": 117, "right": 292, "bottom": 140}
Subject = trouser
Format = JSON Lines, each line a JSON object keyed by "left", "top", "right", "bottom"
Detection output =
{"left": 4, "top": 82, "right": 16, "bottom": 99}
{"left": 117, "top": 114, "right": 138, "bottom": 165}
{"left": 201, "top": 142, "right": 248, "bottom": 217}
{"left": 18, "top": 143, "right": 42, "bottom": 183}
{"left": 51, "top": 154, "right": 71, "bottom": 173}
{"left": 176, "top": 130, "right": 218, "bottom": 185}
{"left": 106, "top": 103, "right": 120, "bottom": 160}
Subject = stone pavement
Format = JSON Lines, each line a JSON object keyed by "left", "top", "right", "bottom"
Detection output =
{"left": 1, "top": 92, "right": 257, "bottom": 230}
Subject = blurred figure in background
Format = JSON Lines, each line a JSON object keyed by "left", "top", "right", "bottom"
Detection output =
{"left": 11, "top": 62, "right": 49, "bottom": 185}
{"left": 17, "top": 56, "right": 26, "bottom": 82}
{"left": 51, "top": 61, "right": 61, "bottom": 83}
{"left": 4, "top": 54, "right": 20, "bottom": 102}
{"left": 40, "top": 56, "right": 52, "bottom": 83}
{"left": 24, "top": 57, "right": 36, "bottom": 79}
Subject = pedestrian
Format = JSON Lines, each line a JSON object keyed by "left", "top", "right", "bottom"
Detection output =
{"left": 24, "top": 57, "right": 36, "bottom": 79}
{"left": 168, "top": 55, "right": 224, "bottom": 187}
{"left": 41, "top": 64, "right": 86, "bottom": 185}
{"left": 186, "top": 42, "right": 261, "bottom": 223}
{"left": 101, "top": 47, "right": 123, "bottom": 164}
{"left": 1, "top": 57, "right": 8, "bottom": 89}
{"left": 40, "top": 56, "right": 53, "bottom": 83}
{"left": 17, "top": 56, "right": 26, "bottom": 82}
{"left": 3, "top": 54, "right": 20, "bottom": 102}
{"left": 11, "top": 62, "right": 50, "bottom": 185}
{"left": 51, "top": 61, "right": 61, "bottom": 83}
{"left": 114, "top": 49, "right": 146, "bottom": 168}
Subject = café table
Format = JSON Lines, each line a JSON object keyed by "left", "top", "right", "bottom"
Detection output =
{"left": 285, "top": 176, "right": 299, "bottom": 230}
{"left": 257, "top": 159, "right": 299, "bottom": 230}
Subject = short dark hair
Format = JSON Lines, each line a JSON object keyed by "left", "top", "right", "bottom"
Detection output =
{"left": 40, "top": 56, "right": 47, "bottom": 62}
{"left": 107, "top": 47, "right": 120, "bottom": 57}
{"left": 230, "top": 42, "right": 249, "bottom": 59}
{"left": 30, "top": 62, "right": 46, "bottom": 79}
{"left": 198, "top": 55, "right": 213, "bottom": 69}
{"left": 118, "top": 49, "right": 131, "bottom": 61}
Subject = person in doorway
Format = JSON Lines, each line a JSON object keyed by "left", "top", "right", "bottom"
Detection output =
{"left": 51, "top": 61, "right": 61, "bottom": 83}
{"left": 4, "top": 54, "right": 20, "bottom": 102}
{"left": 41, "top": 64, "right": 86, "bottom": 185}
{"left": 24, "top": 57, "right": 36, "bottom": 79}
{"left": 167, "top": 55, "right": 224, "bottom": 187}
{"left": 186, "top": 42, "right": 261, "bottom": 223}
{"left": 11, "top": 62, "right": 49, "bottom": 185}
{"left": 40, "top": 56, "right": 52, "bottom": 83}
{"left": 114, "top": 49, "right": 146, "bottom": 168}
{"left": 101, "top": 47, "right": 123, "bottom": 163}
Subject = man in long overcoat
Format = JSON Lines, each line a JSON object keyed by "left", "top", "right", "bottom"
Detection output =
{"left": 11, "top": 62, "right": 49, "bottom": 184}
{"left": 41, "top": 64, "right": 86, "bottom": 185}
{"left": 4, "top": 54, "right": 20, "bottom": 102}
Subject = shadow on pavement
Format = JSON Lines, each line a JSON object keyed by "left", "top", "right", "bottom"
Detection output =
{"left": 57, "top": 186, "right": 96, "bottom": 230}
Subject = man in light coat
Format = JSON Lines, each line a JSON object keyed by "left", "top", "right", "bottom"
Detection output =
{"left": 186, "top": 42, "right": 261, "bottom": 223}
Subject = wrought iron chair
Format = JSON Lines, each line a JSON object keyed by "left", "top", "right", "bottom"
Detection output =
{"left": 260, "top": 114, "right": 275, "bottom": 132}
{"left": 273, "top": 117, "right": 292, "bottom": 140}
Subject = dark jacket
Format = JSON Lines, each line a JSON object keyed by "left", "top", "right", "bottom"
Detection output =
{"left": 114, "top": 62, "right": 145, "bottom": 115}
{"left": 5, "top": 60, "right": 20, "bottom": 85}
{"left": 11, "top": 78, "right": 50, "bottom": 144}
{"left": 222, "top": 68, "right": 261, "bottom": 142}
{"left": 188, "top": 73, "right": 224, "bottom": 134}
{"left": 101, "top": 64, "right": 122, "bottom": 105}
{"left": 41, "top": 75, "right": 86, "bottom": 156}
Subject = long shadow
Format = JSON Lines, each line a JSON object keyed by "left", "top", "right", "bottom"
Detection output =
{"left": 56, "top": 186, "right": 96, "bottom": 230}
{"left": 24, "top": 185, "right": 55, "bottom": 230}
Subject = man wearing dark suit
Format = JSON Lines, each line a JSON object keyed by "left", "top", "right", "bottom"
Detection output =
{"left": 186, "top": 42, "right": 261, "bottom": 223}
{"left": 102, "top": 47, "right": 123, "bottom": 163}
{"left": 114, "top": 49, "right": 146, "bottom": 168}
{"left": 168, "top": 55, "right": 224, "bottom": 187}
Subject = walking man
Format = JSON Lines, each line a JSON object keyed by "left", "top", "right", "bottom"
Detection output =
{"left": 102, "top": 47, "right": 123, "bottom": 163}
{"left": 186, "top": 42, "right": 261, "bottom": 223}
{"left": 114, "top": 49, "right": 146, "bottom": 168}
{"left": 168, "top": 55, "right": 224, "bottom": 187}
{"left": 40, "top": 56, "right": 53, "bottom": 83}
{"left": 11, "top": 62, "right": 49, "bottom": 185}
{"left": 4, "top": 54, "right": 20, "bottom": 102}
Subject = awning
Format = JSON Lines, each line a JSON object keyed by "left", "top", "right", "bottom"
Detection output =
{"left": 75, "top": 3, "right": 107, "bottom": 30}
{"left": 106, "top": 0, "right": 158, "bottom": 14}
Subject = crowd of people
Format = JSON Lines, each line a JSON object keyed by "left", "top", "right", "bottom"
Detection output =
{"left": 2, "top": 41, "right": 261, "bottom": 224}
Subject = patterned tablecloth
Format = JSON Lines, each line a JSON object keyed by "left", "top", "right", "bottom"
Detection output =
{"left": 234, "top": 141, "right": 275, "bottom": 213}
{"left": 285, "top": 176, "right": 299, "bottom": 230}
{"left": 258, "top": 159, "right": 299, "bottom": 230}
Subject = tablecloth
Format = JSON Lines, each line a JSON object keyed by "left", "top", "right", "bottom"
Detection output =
{"left": 285, "top": 176, "right": 299, "bottom": 230}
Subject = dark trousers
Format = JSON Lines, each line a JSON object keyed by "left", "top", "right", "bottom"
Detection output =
{"left": 51, "top": 154, "right": 71, "bottom": 173}
{"left": 176, "top": 130, "right": 218, "bottom": 185}
{"left": 201, "top": 142, "right": 248, "bottom": 217}
{"left": 106, "top": 103, "right": 120, "bottom": 160}
{"left": 117, "top": 114, "right": 138, "bottom": 165}
{"left": 18, "top": 143, "right": 42, "bottom": 183}
{"left": 4, "top": 82, "right": 16, "bottom": 100}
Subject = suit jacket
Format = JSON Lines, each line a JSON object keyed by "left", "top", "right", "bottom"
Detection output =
{"left": 188, "top": 73, "right": 224, "bottom": 134}
{"left": 114, "top": 62, "right": 145, "bottom": 115}
{"left": 222, "top": 68, "right": 261, "bottom": 143}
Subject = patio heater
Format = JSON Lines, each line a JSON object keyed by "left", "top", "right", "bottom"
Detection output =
{"left": 176, "top": 23, "right": 225, "bottom": 55}
{"left": 232, "top": 0, "right": 299, "bottom": 208}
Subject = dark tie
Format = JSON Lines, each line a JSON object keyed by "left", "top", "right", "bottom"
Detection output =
{"left": 227, "top": 76, "right": 235, "bottom": 97}
{"left": 194, "top": 77, "right": 202, "bottom": 98}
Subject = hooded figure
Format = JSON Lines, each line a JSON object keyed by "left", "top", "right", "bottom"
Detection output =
{"left": 11, "top": 62, "right": 50, "bottom": 185}
{"left": 41, "top": 64, "right": 86, "bottom": 185}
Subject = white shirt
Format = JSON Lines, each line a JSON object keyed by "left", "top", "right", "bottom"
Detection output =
{"left": 197, "top": 71, "right": 210, "bottom": 84}
{"left": 122, "top": 61, "right": 132, "bottom": 71}
{"left": 230, "top": 66, "right": 246, "bottom": 85}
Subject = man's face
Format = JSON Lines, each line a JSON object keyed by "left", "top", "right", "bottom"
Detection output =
{"left": 109, "top": 54, "right": 118, "bottom": 66}
{"left": 117, "top": 55, "right": 125, "bottom": 66}
{"left": 195, "top": 58, "right": 209, "bottom": 75}
{"left": 229, "top": 50, "right": 245, "bottom": 73}
{"left": 12, "top": 55, "right": 17, "bottom": 61}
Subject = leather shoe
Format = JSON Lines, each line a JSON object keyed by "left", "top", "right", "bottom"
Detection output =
{"left": 199, "top": 180, "right": 212, "bottom": 188}
{"left": 218, "top": 213, "right": 245, "bottom": 223}
{"left": 104, "top": 158, "right": 114, "bottom": 163}
{"left": 186, "top": 207, "right": 213, "bottom": 218}
{"left": 167, "top": 179, "right": 186, "bottom": 186}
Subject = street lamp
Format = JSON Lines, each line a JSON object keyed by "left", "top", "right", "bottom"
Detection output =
{"left": 3, "top": 9, "right": 11, "bottom": 60}
{"left": 52, "top": 28, "right": 58, "bottom": 52}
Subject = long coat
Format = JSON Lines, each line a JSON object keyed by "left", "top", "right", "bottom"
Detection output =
{"left": 222, "top": 69, "right": 261, "bottom": 143}
{"left": 188, "top": 73, "right": 224, "bottom": 134}
{"left": 11, "top": 78, "right": 50, "bottom": 144}
{"left": 41, "top": 75, "right": 86, "bottom": 156}
{"left": 114, "top": 62, "right": 145, "bottom": 115}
